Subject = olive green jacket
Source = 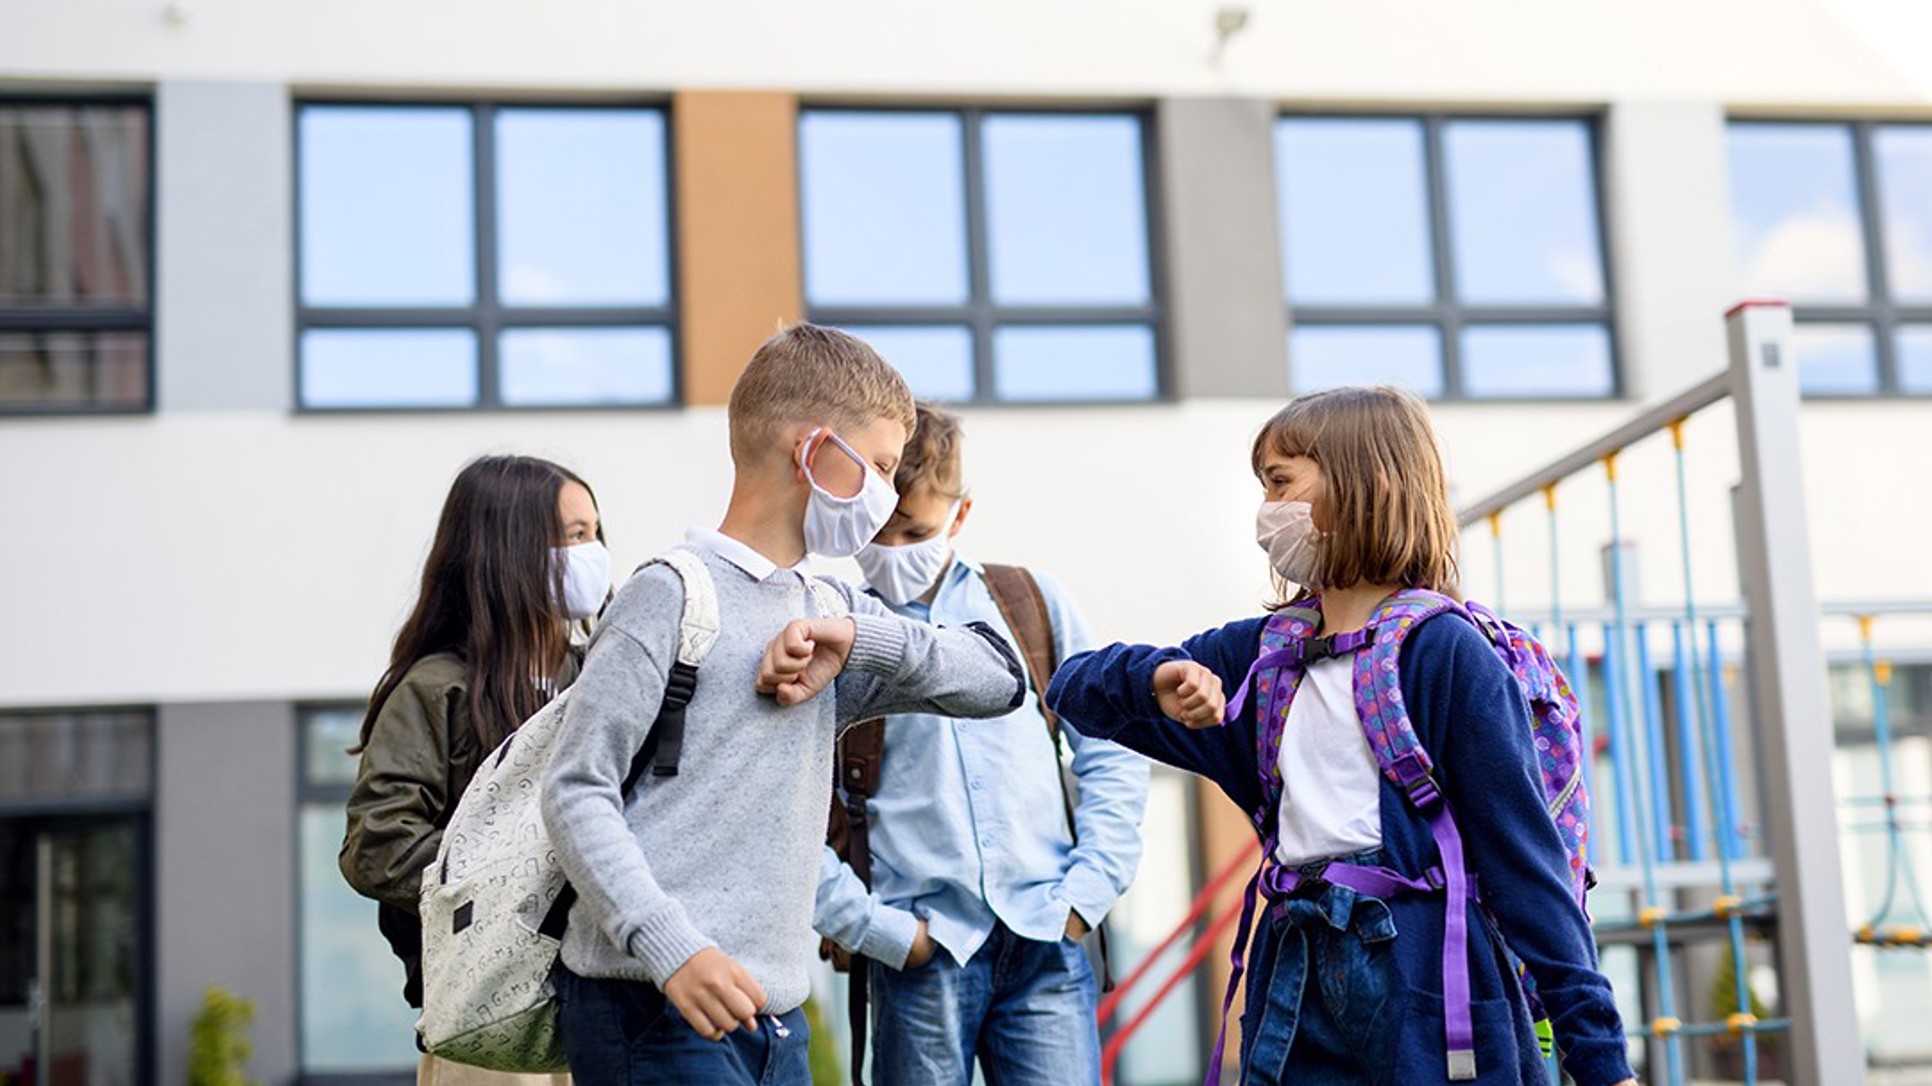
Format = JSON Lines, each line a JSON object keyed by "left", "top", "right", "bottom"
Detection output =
{"left": 338, "top": 651, "right": 576, "bottom": 1006}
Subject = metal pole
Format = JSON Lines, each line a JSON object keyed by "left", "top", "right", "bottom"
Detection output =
{"left": 1724, "top": 300, "right": 1864, "bottom": 1086}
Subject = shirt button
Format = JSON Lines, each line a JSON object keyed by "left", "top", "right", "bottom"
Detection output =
{"left": 981, "top": 836, "right": 995, "bottom": 848}
{"left": 970, "top": 777, "right": 984, "bottom": 790}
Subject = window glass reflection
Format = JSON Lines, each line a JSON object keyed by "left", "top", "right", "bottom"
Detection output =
{"left": 496, "top": 109, "right": 669, "bottom": 307}
{"left": 1873, "top": 126, "right": 1932, "bottom": 305}
{"left": 983, "top": 114, "right": 1150, "bottom": 306}
{"left": 836, "top": 325, "right": 975, "bottom": 403}
{"left": 1289, "top": 325, "right": 1443, "bottom": 397}
{"left": 0, "top": 331, "right": 147, "bottom": 409}
{"left": 0, "top": 104, "right": 150, "bottom": 307}
{"left": 992, "top": 325, "right": 1157, "bottom": 402}
{"left": 1277, "top": 118, "right": 1433, "bottom": 305}
{"left": 1896, "top": 325, "right": 1932, "bottom": 394}
{"left": 1443, "top": 120, "right": 1605, "bottom": 305}
{"left": 301, "top": 328, "right": 479, "bottom": 409}
{"left": 1728, "top": 124, "right": 1868, "bottom": 305}
{"left": 1461, "top": 324, "right": 1615, "bottom": 399}
{"left": 1791, "top": 323, "right": 1879, "bottom": 396}
{"left": 499, "top": 326, "right": 673, "bottom": 406}
{"left": 299, "top": 106, "right": 475, "bottom": 308}
{"left": 801, "top": 112, "right": 968, "bottom": 306}
{"left": 299, "top": 805, "right": 421, "bottom": 1070}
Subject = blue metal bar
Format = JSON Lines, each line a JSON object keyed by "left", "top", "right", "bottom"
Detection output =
{"left": 1603, "top": 464, "right": 1684, "bottom": 1086}
{"left": 1670, "top": 622, "right": 1709, "bottom": 862}
{"left": 1601, "top": 620, "right": 1638, "bottom": 868}
{"left": 1635, "top": 624, "right": 1676, "bottom": 861}
{"left": 1705, "top": 621, "right": 1746, "bottom": 861}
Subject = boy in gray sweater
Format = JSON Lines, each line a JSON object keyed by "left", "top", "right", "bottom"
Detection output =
{"left": 541, "top": 325, "right": 1026, "bottom": 1086}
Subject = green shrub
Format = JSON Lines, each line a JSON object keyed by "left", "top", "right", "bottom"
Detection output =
{"left": 187, "top": 987, "right": 260, "bottom": 1086}
{"left": 803, "top": 994, "right": 846, "bottom": 1086}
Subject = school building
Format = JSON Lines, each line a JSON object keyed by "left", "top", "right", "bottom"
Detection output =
{"left": 3, "top": 1, "right": 1931, "bottom": 1083}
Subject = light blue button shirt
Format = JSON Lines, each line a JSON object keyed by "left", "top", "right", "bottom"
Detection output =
{"left": 814, "top": 554, "right": 1150, "bottom": 968}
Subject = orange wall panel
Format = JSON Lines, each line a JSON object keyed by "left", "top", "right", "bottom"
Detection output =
{"left": 675, "top": 91, "right": 803, "bottom": 406}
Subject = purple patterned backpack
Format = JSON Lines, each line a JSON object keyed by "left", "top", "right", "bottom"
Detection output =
{"left": 1211, "top": 589, "right": 1591, "bottom": 1083}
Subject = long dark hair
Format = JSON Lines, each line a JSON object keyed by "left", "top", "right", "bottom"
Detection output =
{"left": 355, "top": 455, "right": 603, "bottom": 754}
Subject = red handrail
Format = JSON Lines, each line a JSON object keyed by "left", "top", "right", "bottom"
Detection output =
{"left": 1098, "top": 837, "right": 1262, "bottom": 1084}
{"left": 1101, "top": 893, "right": 1249, "bottom": 1084}
{"left": 1098, "top": 838, "right": 1260, "bottom": 1026}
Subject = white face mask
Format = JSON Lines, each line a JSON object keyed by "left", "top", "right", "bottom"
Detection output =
{"left": 799, "top": 428, "right": 900, "bottom": 559}
{"left": 854, "top": 503, "right": 961, "bottom": 606}
{"left": 554, "top": 540, "right": 612, "bottom": 620}
{"left": 1256, "top": 500, "right": 1323, "bottom": 588}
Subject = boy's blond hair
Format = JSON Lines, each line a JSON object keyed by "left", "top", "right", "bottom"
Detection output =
{"left": 893, "top": 402, "right": 969, "bottom": 501}
{"left": 1250, "top": 386, "right": 1461, "bottom": 599}
{"left": 727, "top": 324, "right": 916, "bottom": 465}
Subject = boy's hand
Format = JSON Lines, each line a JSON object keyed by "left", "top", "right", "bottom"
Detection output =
{"left": 1065, "top": 912, "right": 1091, "bottom": 941}
{"left": 1153, "top": 660, "right": 1225, "bottom": 729}
{"left": 903, "top": 919, "right": 938, "bottom": 970}
{"left": 663, "top": 947, "right": 766, "bottom": 1040}
{"left": 756, "top": 617, "right": 857, "bottom": 706}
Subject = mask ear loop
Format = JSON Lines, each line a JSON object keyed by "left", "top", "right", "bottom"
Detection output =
{"left": 799, "top": 427, "right": 872, "bottom": 502}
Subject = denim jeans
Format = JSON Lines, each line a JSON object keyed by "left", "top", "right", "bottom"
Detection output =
{"left": 1237, "top": 855, "right": 1546, "bottom": 1086}
{"left": 555, "top": 967, "right": 810, "bottom": 1086}
{"left": 867, "top": 922, "right": 1100, "bottom": 1086}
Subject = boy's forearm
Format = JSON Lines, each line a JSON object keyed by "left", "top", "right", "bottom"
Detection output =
{"left": 813, "top": 846, "right": 922, "bottom": 967}
{"left": 840, "top": 612, "right": 1025, "bottom": 721}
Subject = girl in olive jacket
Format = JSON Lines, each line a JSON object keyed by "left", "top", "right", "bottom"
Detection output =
{"left": 341, "top": 454, "right": 611, "bottom": 1086}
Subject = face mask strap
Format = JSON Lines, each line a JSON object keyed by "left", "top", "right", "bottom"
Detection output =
{"left": 799, "top": 427, "right": 873, "bottom": 503}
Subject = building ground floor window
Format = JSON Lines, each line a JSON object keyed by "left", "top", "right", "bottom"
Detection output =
{"left": 0, "top": 710, "right": 153, "bottom": 1086}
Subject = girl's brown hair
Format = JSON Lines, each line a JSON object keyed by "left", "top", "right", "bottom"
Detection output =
{"left": 354, "top": 455, "right": 601, "bottom": 754}
{"left": 1250, "top": 386, "right": 1460, "bottom": 599}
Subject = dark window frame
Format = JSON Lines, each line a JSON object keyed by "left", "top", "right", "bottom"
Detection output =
{"left": 798, "top": 103, "right": 1173, "bottom": 406}
{"left": 1277, "top": 111, "right": 1623, "bottom": 403}
{"left": 1730, "top": 118, "right": 1932, "bottom": 400}
{"left": 0, "top": 93, "right": 157, "bottom": 417}
{"left": 292, "top": 98, "right": 681, "bottom": 414}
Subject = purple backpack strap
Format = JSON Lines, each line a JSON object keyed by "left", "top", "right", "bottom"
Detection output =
{"left": 1355, "top": 589, "right": 1482, "bottom": 1081}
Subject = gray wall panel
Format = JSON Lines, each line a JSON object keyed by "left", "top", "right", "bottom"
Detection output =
{"left": 1603, "top": 101, "right": 1735, "bottom": 401}
{"left": 156, "top": 81, "right": 294, "bottom": 412}
{"left": 1157, "top": 97, "right": 1289, "bottom": 400}
{"left": 156, "top": 701, "right": 297, "bottom": 1086}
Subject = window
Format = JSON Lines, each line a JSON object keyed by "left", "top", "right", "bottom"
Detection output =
{"left": 295, "top": 103, "right": 675, "bottom": 410}
{"left": 1275, "top": 116, "right": 1616, "bottom": 400}
{"left": 296, "top": 705, "right": 418, "bottom": 1076}
{"left": 1728, "top": 121, "right": 1932, "bottom": 397}
{"left": 0, "top": 98, "right": 152, "bottom": 413}
{"left": 799, "top": 109, "right": 1163, "bottom": 403}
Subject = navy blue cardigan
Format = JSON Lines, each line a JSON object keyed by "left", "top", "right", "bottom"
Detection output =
{"left": 1046, "top": 613, "right": 1634, "bottom": 1086}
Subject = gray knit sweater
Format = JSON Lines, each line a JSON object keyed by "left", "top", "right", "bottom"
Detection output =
{"left": 541, "top": 543, "right": 1025, "bottom": 1013}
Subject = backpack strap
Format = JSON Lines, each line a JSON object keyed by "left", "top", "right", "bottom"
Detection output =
{"left": 831, "top": 717, "right": 884, "bottom": 1086}
{"left": 1350, "top": 588, "right": 1481, "bottom": 1080}
{"left": 979, "top": 563, "right": 1118, "bottom": 991}
{"left": 537, "top": 548, "right": 720, "bottom": 941}
{"left": 633, "top": 548, "right": 723, "bottom": 780}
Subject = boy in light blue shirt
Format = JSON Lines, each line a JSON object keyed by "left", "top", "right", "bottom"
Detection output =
{"left": 814, "top": 403, "right": 1149, "bottom": 1086}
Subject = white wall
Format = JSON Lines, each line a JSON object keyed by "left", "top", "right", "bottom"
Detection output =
{"left": 2, "top": 0, "right": 1929, "bottom": 107}
{"left": 2, "top": 394, "right": 1927, "bottom": 707}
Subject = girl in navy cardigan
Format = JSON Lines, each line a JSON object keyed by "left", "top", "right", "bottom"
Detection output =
{"left": 1046, "top": 388, "right": 1635, "bottom": 1086}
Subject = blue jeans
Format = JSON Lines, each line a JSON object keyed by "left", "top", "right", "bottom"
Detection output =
{"left": 555, "top": 967, "right": 810, "bottom": 1086}
{"left": 1238, "top": 861, "right": 1546, "bottom": 1085}
{"left": 867, "top": 922, "right": 1101, "bottom": 1086}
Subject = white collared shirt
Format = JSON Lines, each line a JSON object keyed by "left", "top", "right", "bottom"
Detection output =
{"left": 684, "top": 528, "right": 798, "bottom": 582}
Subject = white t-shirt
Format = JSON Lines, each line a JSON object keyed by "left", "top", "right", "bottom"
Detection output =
{"left": 1274, "top": 653, "right": 1384, "bottom": 867}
